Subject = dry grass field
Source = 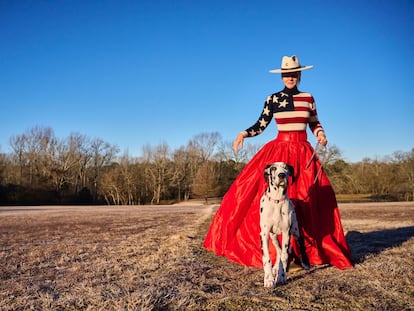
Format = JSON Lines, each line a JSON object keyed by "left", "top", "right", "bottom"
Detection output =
{"left": 1, "top": 201, "right": 413, "bottom": 310}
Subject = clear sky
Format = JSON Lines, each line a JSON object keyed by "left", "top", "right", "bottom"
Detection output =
{"left": 1, "top": 0, "right": 413, "bottom": 162}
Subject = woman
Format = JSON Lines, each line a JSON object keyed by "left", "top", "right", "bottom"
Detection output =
{"left": 204, "top": 55, "right": 353, "bottom": 269}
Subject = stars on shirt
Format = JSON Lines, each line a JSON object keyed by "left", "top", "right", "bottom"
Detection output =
{"left": 248, "top": 127, "right": 264, "bottom": 137}
{"left": 274, "top": 90, "right": 294, "bottom": 112}
{"left": 259, "top": 118, "right": 268, "bottom": 128}
{"left": 266, "top": 95, "right": 272, "bottom": 103}
{"left": 278, "top": 99, "right": 288, "bottom": 108}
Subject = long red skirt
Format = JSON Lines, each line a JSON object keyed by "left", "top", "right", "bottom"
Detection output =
{"left": 204, "top": 131, "right": 353, "bottom": 269}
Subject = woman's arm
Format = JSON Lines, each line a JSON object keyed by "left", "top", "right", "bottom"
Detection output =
{"left": 233, "top": 95, "right": 274, "bottom": 153}
{"left": 309, "top": 98, "right": 327, "bottom": 146}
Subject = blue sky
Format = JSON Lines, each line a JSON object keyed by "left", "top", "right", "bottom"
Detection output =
{"left": 1, "top": 0, "right": 413, "bottom": 162}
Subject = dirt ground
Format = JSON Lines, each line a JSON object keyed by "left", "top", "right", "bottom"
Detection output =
{"left": 0, "top": 202, "right": 413, "bottom": 310}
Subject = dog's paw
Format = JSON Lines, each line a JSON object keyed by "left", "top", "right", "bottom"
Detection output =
{"left": 263, "top": 274, "right": 274, "bottom": 288}
{"left": 275, "top": 271, "right": 287, "bottom": 285}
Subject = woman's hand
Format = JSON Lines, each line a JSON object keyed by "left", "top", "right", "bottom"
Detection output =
{"left": 317, "top": 132, "right": 328, "bottom": 146}
{"left": 233, "top": 132, "right": 247, "bottom": 154}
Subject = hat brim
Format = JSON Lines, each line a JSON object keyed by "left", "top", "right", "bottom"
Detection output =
{"left": 269, "top": 65, "right": 313, "bottom": 73}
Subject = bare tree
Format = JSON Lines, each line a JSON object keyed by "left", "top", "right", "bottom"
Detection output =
{"left": 142, "top": 143, "right": 171, "bottom": 204}
{"left": 87, "top": 138, "right": 119, "bottom": 202}
{"left": 188, "top": 132, "right": 221, "bottom": 162}
{"left": 171, "top": 146, "right": 191, "bottom": 202}
{"left": 192, "top": 161, "right": 221, "bottom": 202}
{"left": 393, "top": 149, "right": 414, "bottom": 200}
{"left": 65, "top": 133, "right": 93, "bottom": 195}
{"left": 9, "top": 126, "right": 56, "bottom": 189}
{"left": 9, "top": 134, "right": 26, "bottom": 185}
{"left": 317, "top": 144, "right": 342, "bottom": 166}
{"left": 215, "top": 139, "right": 261, "bottom": 163}
{"left": 100, "top": 162, "right": 119, "bottom": 205}
{"left": 0, "top": 151, "right": 7, "bottom": 184}
{"left": 100, "top": 152, "right": 138, "bottom": 205}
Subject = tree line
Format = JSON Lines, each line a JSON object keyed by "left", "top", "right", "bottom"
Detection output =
{"left": 0, "top": 126, "right": 413, "bottom": 205}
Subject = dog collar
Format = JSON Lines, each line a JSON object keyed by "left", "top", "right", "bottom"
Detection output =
{"left": 265, "top": 192, "right": 286, "bottom": 203}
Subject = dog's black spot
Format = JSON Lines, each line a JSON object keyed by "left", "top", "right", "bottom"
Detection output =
{"left": 260, "top": 207, "right": 263, "bottom": 213}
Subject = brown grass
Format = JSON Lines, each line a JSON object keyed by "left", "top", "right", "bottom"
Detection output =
{"left": 1, "top": 202, "right": 413, "bottom": 310}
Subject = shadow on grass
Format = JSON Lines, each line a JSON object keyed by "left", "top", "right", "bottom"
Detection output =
{"left": 346, "top": 226, "right": 414, "bottom": 263}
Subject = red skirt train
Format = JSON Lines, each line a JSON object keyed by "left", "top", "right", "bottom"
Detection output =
{"left": 203, "top": 131, "right": 353, "bottom": 269}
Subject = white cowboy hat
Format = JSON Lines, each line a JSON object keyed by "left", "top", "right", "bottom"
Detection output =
{"left": 269, "top": 55, "right": 313, "bottom": 73}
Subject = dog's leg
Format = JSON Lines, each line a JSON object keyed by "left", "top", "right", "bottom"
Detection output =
{"left": 290, "top": 208, "right": 310, "bottom": 270}
{"left": 275, "top": 231, "right": 289, "bottom": 285}
{"left": 269, "top": 232, "right": 284, "bottom": 285}
{"left": 297, "top": 236, "right": 310, "bottom": 270}
{"left": 260, "top": 229, "right": 274, "bottom": 287}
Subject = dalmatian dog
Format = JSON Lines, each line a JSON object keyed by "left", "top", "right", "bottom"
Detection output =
{"left": 260, "top": 162, "right": 310, "bottom": 287}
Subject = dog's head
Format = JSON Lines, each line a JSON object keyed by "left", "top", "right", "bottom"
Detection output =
{"left": 264, "top": 162, "right": 295, "bottom": 189}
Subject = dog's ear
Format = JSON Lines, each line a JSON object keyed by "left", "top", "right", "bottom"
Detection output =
{"left": 264, "top": 164, "right": 271, "bottom": 183}
{"left": 287, "top": 164, "right": 295, "bottom": 184}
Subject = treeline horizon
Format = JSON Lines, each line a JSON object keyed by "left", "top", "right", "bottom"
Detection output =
{"left": 0, "top": 126, "right": 413, "bottom": 205}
